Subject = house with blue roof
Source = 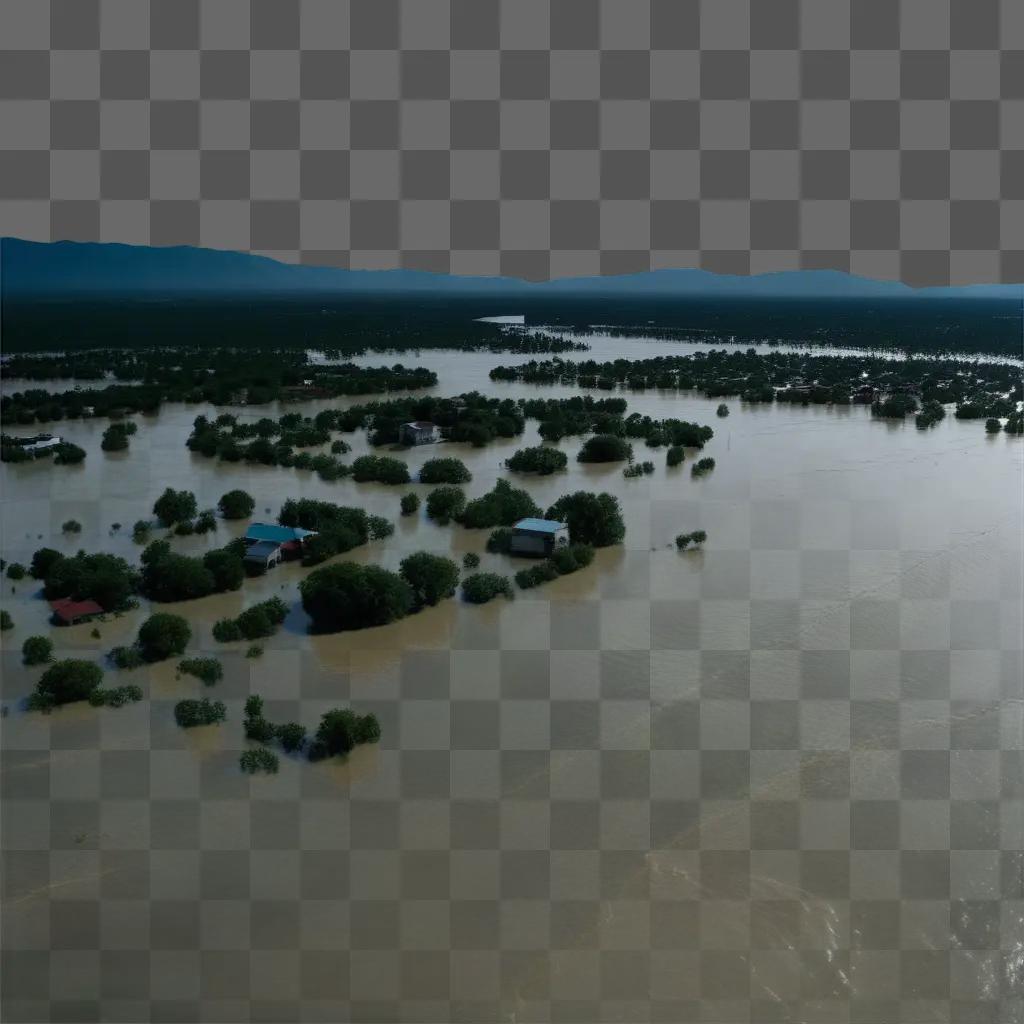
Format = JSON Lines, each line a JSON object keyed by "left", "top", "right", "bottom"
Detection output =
{"left": 242, "top": 523, "right": 317, "bottom": 570}
{"left": 509, "top": 517, "right": 569, "bottom": 557}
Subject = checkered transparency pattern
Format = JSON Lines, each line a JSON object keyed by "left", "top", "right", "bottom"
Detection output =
{"left": 0, "top": 0, "right": 1021, "bottom": 283}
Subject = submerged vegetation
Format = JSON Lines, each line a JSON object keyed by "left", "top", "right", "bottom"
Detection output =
{"left": 212, "top": 597, "right": 289, "bottom": 643}
{"left": 676, "top": 530, "right": 708, "bottom": 550}
{"left": 491, "top": 349, "right": 1022, "bottom": 434}
{"left": 461, "top": 573, "right": 514, "bottom": 604}
{"left": 174, "top": 697, "right": 227, "bottom": 728}
{"left": 28, "top": 659, "right": 104, "bottom": 710}
{"left": 1, "top": 353, "right": 438, "bottom": 424}
{"left": 178, "top": 657, "right": 224, "bottom": 686}
{"left": 515, "top": 543, "right": 595, "bottom": 590}
{"left": 505, "top": 446, "right": 568, "bottom": 475}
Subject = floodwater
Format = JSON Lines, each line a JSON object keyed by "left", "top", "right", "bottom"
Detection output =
{"left": 1, "top": 334, "right": 1023, "bottom": 1023}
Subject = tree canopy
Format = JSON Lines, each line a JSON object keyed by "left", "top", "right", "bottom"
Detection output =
{"left": 33, "top": 659, "right": 103, "bottom": 708}
{"left": 137, "top": 613, "right": 192, "bottom": 662}
{"left": 419, "top": 457, "right": 472, "bottom": 484}
{"left": 545, "top": 491, "right": 626, "bottom": 547}
{"left": 218, "top": 489, "right": 255, "bottom": 519}
{"left": 153, "top": 487, "right": 198, "bottom": 526}
{"left": 458, "top": 479, "right": 541, "bottom": 529}
{"left": 399, "top": 552, "right": 460, "bottom": 608}
{"left": 300, "top": 562, "right": 414, "bottom": 632}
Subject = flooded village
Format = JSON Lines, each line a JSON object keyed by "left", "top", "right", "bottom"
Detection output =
{"left": 2, "top": 320, "right": 1022, "bottom": 1022}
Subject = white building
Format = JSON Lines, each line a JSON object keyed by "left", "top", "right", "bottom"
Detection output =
{"left": 402, "top": 421, "right": 441, "bottom": 445}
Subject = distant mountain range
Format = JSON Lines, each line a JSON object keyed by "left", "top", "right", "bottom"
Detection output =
{"left": 2, "top": 237, "right": 1021, "bottom": 301}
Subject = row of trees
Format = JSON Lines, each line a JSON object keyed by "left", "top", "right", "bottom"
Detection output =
{"left": 515, "top": 543, "right": 595, "bottom": 589}
{"left": 298, "top": 543, "right": 520, "bottom": 631}
{"left": 423, "top": 479, "right": 542, "bottom": 528}
{"left": 490, "top": 349, "right": 1022, "bottom": 412}
{"left": 242, "top": 693, "right": 381, "bottom": 766}
{"left": 212, "top": 597, "right": 289, "bottom": 642}
{"left": 277, "top": 499, "right": 392, "bottom": 565}
{"left": 1, "top": 355, "right": 438, "bottom": 424}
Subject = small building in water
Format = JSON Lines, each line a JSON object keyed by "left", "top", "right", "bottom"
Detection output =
{"left": 242, "top": 523, "right": 316, "bottom": 570}
{"left": 402, "top": 421, "right": 441, "bottom": 445}
{"left": 509, "top": 517, "right": 570, "bottom": 557}
{"left": 16, "top": 434, "right": 63, "bottom": 456}
{"left": 49, "top": 597, "right": 104, "bottom": 626}
{"left": 243, "top": 540, "right": 284, "bottom": 571}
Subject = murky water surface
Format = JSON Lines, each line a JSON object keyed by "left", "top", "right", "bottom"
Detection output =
{"left": 2, "top": 332, "right": 1022, "bottom": 1022}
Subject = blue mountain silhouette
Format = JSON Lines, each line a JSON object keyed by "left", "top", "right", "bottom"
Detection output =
{"left": 2, "top": 237, "right": 1019, "bottom": 299}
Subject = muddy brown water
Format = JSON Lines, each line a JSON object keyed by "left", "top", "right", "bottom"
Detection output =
{"left": 1, "top": 334, "right": 1022, "bottom": 1022}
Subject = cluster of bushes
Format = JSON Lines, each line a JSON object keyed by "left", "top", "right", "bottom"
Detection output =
{"left": 515, "top": 543, "right": 595, "bottom": 590}
{"left": 623, "top": 414, "right": 714, "bottom": 450}
{"left": 425, "top": 486, "right": 466, "bottom": 524}
{"left": 174, "top": 697, "right": 226, "bottom": 728}
{"left": 153, "top": 488, "right": 197, "bottom": 527}
{"left": 545, "top": 491, "right": 625, "bottom": 548}
{"left": 623, "top": 461, "right": 655, "bottom": 478}
{"left": 39, "top": 548, "right": 139, "bottom": 613}
{"left": 89, "top": 684, "right": 143, "bottom": 708}
{"left": 241, "top": 694, "right": 381, "bottom": 768}
{"left": 461, "top": 573, "right": 514, "bottom": 604}
{"left": 351, "top": 454, "right": 411, "bottom": 484}
{"left": 716, "top": 404, "right": 729, "bottom": 417}
{"left": 915, "top": 400, "right": 946, "bottom": 430}
{"left": 872, "top": 394, "right": 919, "bottom": 418}
{"left": 178, "top": 657, "right": 223, "bottom": 686}
{"left": 22, "top": 635, "right": 53, "bottom": 665}
{"left": 1, "top": 610, "right": 13, "bottom": 630}
{"left": 323, "top": 393, "right": 524, "bottom": 448}
{"left": 505, "top": 446, "right": 567, "bottom": 475}
{"left": 308, "top": 707, "right": 381, "bottom": 760}
{"left": 55, "top": 442, "right": 88, "bottom": 464}
{"left": 240, "top": 749, "right": 280, "bottom": 774}
{"left": 399, "top": 552, "right": 460, "bottom": 609}
{"left": 171, "top": 509, "right": 217, "bottom": 536}
{"left": 111, "top": 612, "right": 191, "bottom": 667}
{"left": 425, "top": 480, "right": 541, "bottom": 530}
{"left": 460, "top": 480, "right": 541, "bottom": 529}
{"left": 676, "top": 530, "right": 708, "bottom": 550}
{"left": 300, "top": 562, "right": 413, "bottom": 633}
{"left": 1005, "top": 411, "right": 1023, "bottom": 435}
{"left": 62, "top": 519, "right": 82, "bottom": 533}
{"left": 578, "top": 434, "right": 633, "bottom": 463}
{"left": 690, "top": 457, "right": 716, "bottom": 477}
{"left": 276, "top": 499, "right": 391, "bottom": 566}
{"left": 101, "top": 421, "right": 136, "bottom": 452}
{"left": 300, "top": 547, "right": 506, "bottom": 629}
{"left": 27, "top": 659, "right": 103, "bottom": 710}
{"left": 213, "top": 597, "right": 289, "bottom": 642}
{"left": 140, "top": 539, "right": 245, "bottom": 602}
{"left": 218, "top": 490, "right": 255, "bottom": 519}
{"left": 419, "top": 457, "right": 472, "bottom": 484}
{"left": 244, "top": 694, "right": 308, "bottom": 764}
{"left": 517, "top": 396, "right": 628, "bottom": 443}
{"left": 955, "top": 396, "right": 1018, "bottom": 421}
{"left": 187, "top": 413, "right": 353, "bottom": 482}
{"left": 400, "top": 493, "right": 420, "bottom": 516}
